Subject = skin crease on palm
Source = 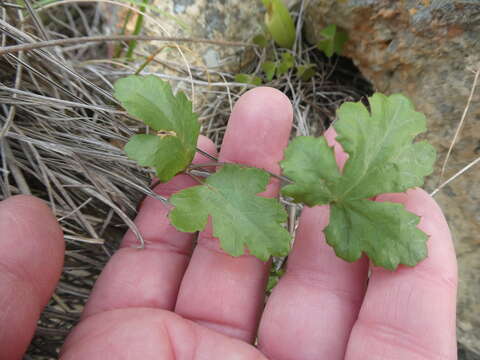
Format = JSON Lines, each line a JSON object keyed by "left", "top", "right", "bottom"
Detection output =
{"left": 0, "top": 87, "right": 458, "bottom": 360}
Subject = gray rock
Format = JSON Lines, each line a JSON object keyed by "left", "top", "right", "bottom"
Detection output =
{"left": 131, "top": 0, "right": 265, "bottom": 71}
{"left": 110, "top": 0, "right": 295, "bottom": 74}
{"left": 304, "top": 0, "right": 480, "bottom": 355}
{"left": 104, "top": 0, "right": 268, "bottom": 110}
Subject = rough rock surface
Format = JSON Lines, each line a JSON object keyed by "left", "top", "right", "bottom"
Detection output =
{"left": 109, "top": 0, "right": 295, "bottom": 75}
{"left": 304, "top": 0, "right": 480, "bottom": 356}
{"left": 106, "top": 0, "right": 272, "bottom": 110}
{"left": 112, "top": 0, "right": 266, "bottom": 72}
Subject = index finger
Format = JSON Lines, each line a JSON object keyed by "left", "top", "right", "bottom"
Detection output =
{"left": 81, "top": 136, "right": 217, "bottom": 318}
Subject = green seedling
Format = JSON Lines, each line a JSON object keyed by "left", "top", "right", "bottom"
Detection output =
{"left": 317, "top": 24, "right": 348, "bottom": 57}
{"left": 115, "top": 75, "right": 436, "bottom": 270}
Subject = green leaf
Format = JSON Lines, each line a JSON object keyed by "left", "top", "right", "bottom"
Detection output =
{"left": 334, "top": 94, "right": 436, "bottom": 199}
{"left": 114, "top": 75, "right": 200, "bottom": 182}
{"left": 276, "top": 52, "right": 294, "bottom": 76}
{"left": 262, "top": 0, "right": 296, "bottom": 49}
{"left": 234, "top": 73, "right": 263, "bottom": 86}
{"left": 170, "top": 164, "right": 291, "bottom": 261}
{"left": 317, "top": 24, "right": 348, "bottom": 57}
{"left": 281, "top": 93, "right": 436, "bottom": 269}
{"left": 262, "top": 61, "right": 278, "bottom": 81}
{"left": 297, "top": 63, "right": 316, "bottom": 81}
{"left": 253, "top": 33, "right": 268, "bottom": 47}
{"left": 281, "top": 136, "right": 341, "bottom": 206}
{"left": 124, "top": 134, "right": 192, "bottom": 182}
{"left": 266, "top": 268, "right": 285, "bottom": 293}
{"left": 326, "top": 200, "right": 428, "bottom": 270}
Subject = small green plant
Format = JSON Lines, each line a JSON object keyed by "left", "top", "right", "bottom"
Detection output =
{"left": 296, "top": 64, "right": 317, "bottom": 81}
{"left": 267, "top": 268, "right": 285, "bottom": 294}
{"left": 260, "top": 54, "right": 315, "bottom": 82}
{"left": 276, "top": 52, "right": 295, "bottom": 76}
{"left": 317, "top": 24, "right": 348, "bottom": 57}
{"left": 261, "top": 61, "right": 277, "bottom": 81}
{"left": 260, "top": 53, "right": 294, "bottom": 81}
{"left": 115, "top": 75, "right": 436, "bottom": 270}
{"left": 234, "top": 73, "right": 263, "bottom": 86}
{"left": 252, "top": 34, "right": 269, "bottom": 48}
{"left": 244, "top": 3, "right": 349, "bottom": 85}
{"left": 262, "top": 0, "right": 296, "bottom": 49}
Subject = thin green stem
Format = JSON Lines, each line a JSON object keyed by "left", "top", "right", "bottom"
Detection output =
{"left": 188, "top": 161, "right": 293, "bottom": 184}
{"left": 125, "top": 0, "right": 148, "bottom": 60}
{"left": 113, "top": 6, "right": 134, "bottom": 58}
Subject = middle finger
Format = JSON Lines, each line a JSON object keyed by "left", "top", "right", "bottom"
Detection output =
{"left": 174, "top": 87, "right": 293, "bottom": 343}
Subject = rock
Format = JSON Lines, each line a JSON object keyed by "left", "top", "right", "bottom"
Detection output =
{"left": 304, "top": 0, "right": 480, "bottom": 355}
{"left": 107, "top": 0, "right": 296, "bottom": 77}
{"left": 104, "top": 0, "right": 269, "bottom": 109}
{"left": 113, "top": 0, "right": 266, "bottom": 71}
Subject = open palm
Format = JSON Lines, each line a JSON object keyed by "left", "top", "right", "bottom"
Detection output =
{"left": 0, "top": 88, "right": 457, "bottom": 360}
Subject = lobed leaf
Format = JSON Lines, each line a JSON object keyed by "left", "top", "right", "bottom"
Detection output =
{"left": 317, "top": 24, "right": 348, "bottom": 57}
{"left": 326, "top": 199, "right": 428, "bottom": 269}
{"left": 334, "top": 93, "right": 436, "bottom": 199}
{"left": 281, "top": 93, "right": 436, "bottom": 269}
{"left": 297, "top": 63, "right": 316, "bottom": 81}
{"left": 262, "top": 61, "right": 278, "bottom": 81}
{"left": 281, "top": 136, "right": 340, "bottom": 206}
{"left": 124, "top": 134, "right": 192, "bottom": 183}
{"left": 114, "top": 75, "right": 200, "bottom": 182}
{"left": 170, "top": 164, "right": 291, "bottom": 261}
{"left": 234, "top": 73, "right": 263, "bottom": 86}
{"left": 276, "top": 52, "right": 294, "bottom": 76}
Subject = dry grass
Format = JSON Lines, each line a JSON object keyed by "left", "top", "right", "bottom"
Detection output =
{"left": 1, "top": 1, "right": 372, "bottom": 358}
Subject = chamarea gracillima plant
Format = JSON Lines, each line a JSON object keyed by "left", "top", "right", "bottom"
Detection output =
{"left": 114, "top": 75, "right": 436, "bottom": 270}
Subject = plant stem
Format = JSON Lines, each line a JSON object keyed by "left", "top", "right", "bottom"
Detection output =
{"left": 113, "top": 7, "right": 134, "bottom": 58}
{"left": 188, "top": 162, "right": 293, "bottom": 184}
{"left": 125, "top": 0, "right": 148, "bottom": 60}
{"left": 134, "top": 46, "right": 164, "bottom": 74}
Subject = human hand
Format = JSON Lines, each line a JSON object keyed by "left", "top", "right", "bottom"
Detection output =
{"left": 0, "top": 88, "right": 457, "bottom": 360}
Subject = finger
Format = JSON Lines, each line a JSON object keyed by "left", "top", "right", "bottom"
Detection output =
{"left": 345, "top": 188, "right": 458, "bottom": 359}
{"left": 0, "top": 195, "right": 64, "bottom": 360}
{"left": 62, "top": 308, "right": 267, "bottom": 360}
{"left": 175, "top": 87, "right": 293, "bottom": 342}
{"left": 82, "top": 136, "right": 217, "bottom": 318}
{"left": 258, "top": 128, "right": 369, "bottom": 360}
{"left": 258, "top": 206, "right": 369, "bottom": 359}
